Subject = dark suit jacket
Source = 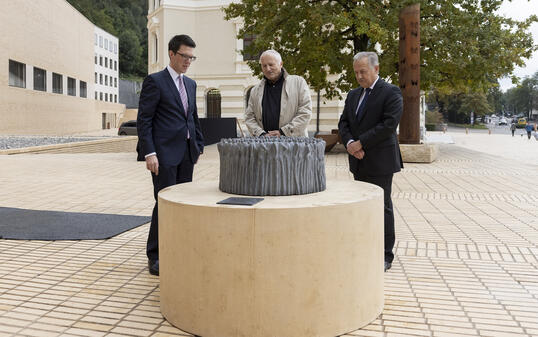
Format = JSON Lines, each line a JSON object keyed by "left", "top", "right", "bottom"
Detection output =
{"left": 137, "top": 68, "right": 204, "bottom": 166}
{"left": 338, "top": 78, "right": 403, "bottom": 176}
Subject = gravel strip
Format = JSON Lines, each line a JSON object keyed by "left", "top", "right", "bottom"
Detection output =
{"left": 0, "top": 136, "right": 109, "bottom": 150}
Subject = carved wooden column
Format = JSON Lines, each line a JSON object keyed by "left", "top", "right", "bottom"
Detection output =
{"left": 398, "top": 4, "right": 420, "bottom": 144}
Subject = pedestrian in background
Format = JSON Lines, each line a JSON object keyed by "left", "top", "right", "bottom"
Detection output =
{"left": 525, "top": 122, "right": 533, "bottom": 139}
{"left": 510, "top": 122, "right": 516, "bottom": 137}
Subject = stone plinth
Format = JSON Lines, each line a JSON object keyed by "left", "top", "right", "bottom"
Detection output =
{"left": 400, "top": 143, "right": 439, "bottom": 163}
{"left": 158, "top": 180, "right": 384, "bottom": 337}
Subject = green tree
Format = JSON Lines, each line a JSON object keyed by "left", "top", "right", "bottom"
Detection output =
{"left": 119, "top": 30, "right": 143, "bottom": 75}
{"left": 459, "top": 92, "right": 492, "bottom": 122}
{"left": 503, "top": 73, "right": 538, "bottom": 118}
{"left": 487, "top": 85, "right": 504, "bottom": 115}
{"left": 224, "top": 0, "right": 537, "bottom": 99}
{"left": 67, "top": 0, "right": 148, "bottom": 78}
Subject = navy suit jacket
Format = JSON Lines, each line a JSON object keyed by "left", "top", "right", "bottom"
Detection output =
{"left": 137, "top": 68, "right": 204, "bottom": 166}
{"left": 338, "top": 78, "right": 403, "bottom": 176}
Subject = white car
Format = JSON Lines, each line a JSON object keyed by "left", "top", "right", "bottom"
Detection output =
{"left": 498, "top": 118, "right": 508, "bottom": 126}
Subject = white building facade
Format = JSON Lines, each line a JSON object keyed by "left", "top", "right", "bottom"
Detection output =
{"left": 146, "top": 0, "right": 342, "bottom": 134}
{"left": 0, "top": 0, "right": 124, "bottom": 135}
{"left": 94, "top": 27, "right": 120, "bottom": 104}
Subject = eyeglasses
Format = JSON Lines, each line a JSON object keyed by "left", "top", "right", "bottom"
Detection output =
{"left": 175, "top": 51, "right": 197, "bottom": 62}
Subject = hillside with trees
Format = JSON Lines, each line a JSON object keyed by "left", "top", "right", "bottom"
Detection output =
{"left": 67, "top": 0, "right": 148, "bottom": 79}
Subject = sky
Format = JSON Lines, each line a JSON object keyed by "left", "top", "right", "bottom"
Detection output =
{"left": 497, "top": 0, "right": 538, "bottom": 92}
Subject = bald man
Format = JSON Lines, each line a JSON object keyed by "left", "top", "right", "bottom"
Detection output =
{"left": 244, "top": 49, "right": 312, "bottom": 137}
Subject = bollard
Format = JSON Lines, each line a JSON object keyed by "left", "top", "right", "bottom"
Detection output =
{"left": 488, "top": 129, "right": 491, "bottom": 135}
{"left": 465, "top": 128, "right": 468, "bottom": 134}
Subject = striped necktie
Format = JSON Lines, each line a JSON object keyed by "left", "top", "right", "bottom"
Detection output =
{"left": 178, "top": 75, "right": 190, "bottom": 138}
{"left": 178, "top": 75, "right": 189, "bottom": 115}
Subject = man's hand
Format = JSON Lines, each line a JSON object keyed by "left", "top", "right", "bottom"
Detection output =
{"left": 267, "top": 130, "right": 281, "bottom": 137}
{"left": 145, "top": 154, "right": 159, "bottom": 176}
{"left": 346, "top": 140, "right": 362, "bottom": 155}
{"left": 354, "top": 149, "right": 365, "bottom": 159}
{"left": 346, "top": 140, "right": 365, "bottom": 159}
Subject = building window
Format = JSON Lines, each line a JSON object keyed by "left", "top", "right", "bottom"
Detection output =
{"left": 95, "top": 33, "right": 98, "bottom": 45}
{"left": 114, "top": 43, "right": 117, "bottom": 54}
{"left": 95, "top": 72, "right": 97, "bottom": 83}
{"left": 100, "top": 92, "right": 103, "bottom": 101}
{"left": 114, "top": 78, "right": 117, "bottom": 87}
{"left": 9, "top": 59, "right": 26, "bottom": 88}
{"left": 33, "top": 67, "right": 46, "bottom": 92}
{"left": 52, "top": 73, "right": 63, "bottom": 94}
{"left": 99, "top": 36, "right": 102, "bottom": 48}
{"left": 105, "top": 57, "right": 108, "bottom": 68}
{"left": 99, "top": 74, "right": 103, "bottom": 84}
{"left": 114, "top": 94, "right": 117, "bottom": 103}
{"left": 95, "top": 54, "right": 97, "bottom": 64}
{"left": 67, "top": 77, "right": 76, "bottom": 96}
{"left": 153, "top": 33, "right": 158, "bottom": 63}
{"left": 105, "top": 75, "right": 108, "bottom": 86}
{"left": 243, "top": 33, "right": 258, "bottom": 61}
{"left": 100, "top": 56, "right": 103, "bottom": 66}
{"left": 114, "top": 60, "right": 117, "bottom": 71}
{"left": 95, "top": 91, "right": 98, "bottom": 100}
{"left": 80, "top": 81, "right": 87, "bottom": 98}
{"left": 105, "top": 93, "right": 108, "bottom": 101}
{"left": 110, "top": 61, "right": 113, "bottom": 70}
{"left": 206, "top": 89, "right": 222, "bottom": 118}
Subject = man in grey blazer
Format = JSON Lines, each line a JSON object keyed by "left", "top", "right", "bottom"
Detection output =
{"left": 244, "top": 50, "right": 312, "bottom": 137}
{"left": 338, "top": 51, "right": 403, "bottom": 272}
{"left": 137, "top": 35, "right": 204, "bottom": 276}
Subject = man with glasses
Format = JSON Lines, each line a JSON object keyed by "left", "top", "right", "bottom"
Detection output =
{"left": 137, "top": 34, "right": 204, "bottom": 276}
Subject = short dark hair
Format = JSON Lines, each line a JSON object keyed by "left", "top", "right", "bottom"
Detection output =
{"left": 168, "top": 35, "right": 196, "bottom": 52}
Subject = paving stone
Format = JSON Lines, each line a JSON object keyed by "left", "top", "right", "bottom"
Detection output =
{"left": 1, "top": 132, "right": 538, "bottom": 336}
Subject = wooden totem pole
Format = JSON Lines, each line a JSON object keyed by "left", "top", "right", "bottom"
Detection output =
{"left": 398, "top": 4, "right": 420, "bottom": 144}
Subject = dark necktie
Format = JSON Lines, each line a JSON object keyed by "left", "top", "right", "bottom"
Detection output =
{"left": 355, "top": 88, "right": 371, "bottom": 121}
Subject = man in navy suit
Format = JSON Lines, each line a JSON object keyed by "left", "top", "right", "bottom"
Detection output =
{"left": 338, "top": 52, "right": 403, "bottom": 272}
{"left": 137, "top": 35, "right": 204, "bottom": 276}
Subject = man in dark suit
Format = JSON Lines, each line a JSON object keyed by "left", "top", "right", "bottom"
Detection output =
{"left": 137, "top": 35, "right": 204, "bottom": 276}
{"left": 338, "top": 52, "right": 403, "bottom": 272}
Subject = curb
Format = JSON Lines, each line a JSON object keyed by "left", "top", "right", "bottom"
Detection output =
{"left": 0, "top": 136, "right": 138, "bottom": 155}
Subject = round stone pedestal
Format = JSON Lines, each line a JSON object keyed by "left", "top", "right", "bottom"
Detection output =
{"left": 158, "top": 180, "right": 384, "bottom": 337}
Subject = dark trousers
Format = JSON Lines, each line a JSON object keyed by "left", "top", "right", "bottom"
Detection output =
{"left": 354, "top": 172, "right": 395, "bottom": 263}
{"left": 147, "top": 147, "right": 194, "bottom": 261}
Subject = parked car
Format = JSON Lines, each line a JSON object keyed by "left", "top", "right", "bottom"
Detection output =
{"left": 498, "top": 117, "right": 508, "bottom": 126}
{"left": 516, "top": 117, "right": 527, "bottom": 128}
{"left": 118, "top": 120, "right": 137, "bottom": 135}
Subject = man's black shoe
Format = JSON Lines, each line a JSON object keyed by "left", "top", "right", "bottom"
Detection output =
{"left": 148, "top": 259, "right": 159, "bottom": 276}
{"left": 384, "top": 261, "right": 392, "bottom": 272}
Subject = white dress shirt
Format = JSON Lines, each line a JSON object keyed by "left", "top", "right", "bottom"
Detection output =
{"left": 347, "top": 76, "right": 379, "bottom": 146}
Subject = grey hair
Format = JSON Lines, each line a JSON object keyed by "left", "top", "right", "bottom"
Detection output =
{"left": 353, "top": 52, "right": 379, "bottom": 68}
{"left": 259, "top": 49, "right": 282, "bottom": 64}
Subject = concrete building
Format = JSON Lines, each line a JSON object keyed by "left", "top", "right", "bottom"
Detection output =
{"left": 0, "top": 0, "right": 124, "bottom": 135}
{"left": 146, "top": 0, "right": 342, "bottom": 134}
{"left": 94, "top": 26, "right": 119, "bottom": 105}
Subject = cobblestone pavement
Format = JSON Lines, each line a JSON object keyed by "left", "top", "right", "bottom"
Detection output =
{"left": 0, "top": 131, "right": 538, "bottom": 336}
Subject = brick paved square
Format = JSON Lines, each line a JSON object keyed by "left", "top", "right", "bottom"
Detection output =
{"left": 0, "top": 131, "right": 537, "bottom": 336}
